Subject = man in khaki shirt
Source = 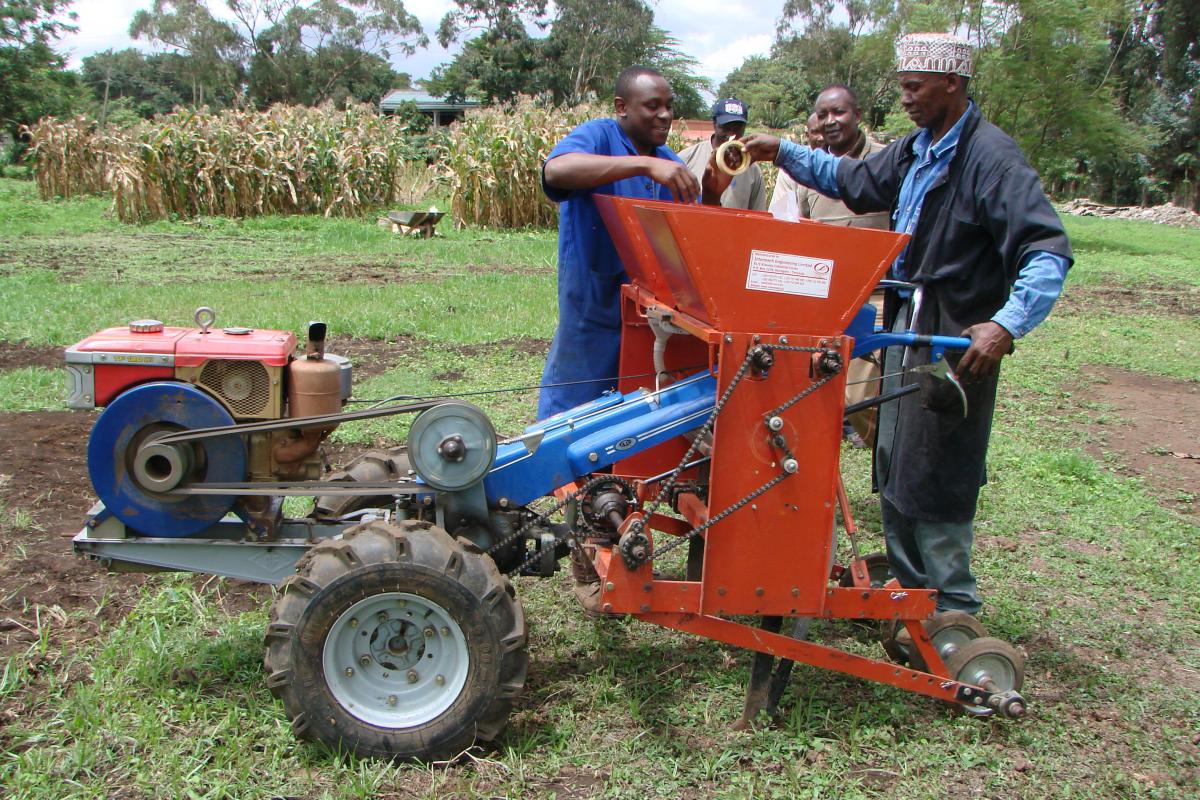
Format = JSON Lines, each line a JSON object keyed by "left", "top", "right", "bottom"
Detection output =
{"left": 677, "top": 97, "right": 767, "bottom": 211}
{"left": 794, "top": 84, "right": 889, "bottom": 229}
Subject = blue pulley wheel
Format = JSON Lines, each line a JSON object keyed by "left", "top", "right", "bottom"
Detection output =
{"left": 407, "top": 402, "right": 496, "bottom": 491}
{"left": 87, "top": 381, "right": 248, "bottom": 537}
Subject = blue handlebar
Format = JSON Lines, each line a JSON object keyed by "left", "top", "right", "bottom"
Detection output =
{"left": 845, "top": 299, "right": 971, "bottom": 360}
{"left": 850, "top": 332, "right": 972, "bottom": 361}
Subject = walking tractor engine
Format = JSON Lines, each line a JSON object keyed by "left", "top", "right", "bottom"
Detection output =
{"left": 67, "top": 202, "right": 1026, "bottom": 763}
{"left": 65, "top": 307, "right": 351, "bottom": 538}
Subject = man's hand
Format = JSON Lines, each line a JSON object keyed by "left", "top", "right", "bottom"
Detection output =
{"left": 740, "top": 133, "right": 782, "bottom": 164}
{"left": 701, "top": 144, "right": 735, "bottom": 204}
{"left": 645, "top": 158, "right": 700, "bottom": 204}
{"left": 956, "top": 321, "right": 1014, "bottom": 383}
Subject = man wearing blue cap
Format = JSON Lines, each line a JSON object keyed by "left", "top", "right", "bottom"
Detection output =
{"left": 677, "top": 97, "right": 767, "bottom": 211}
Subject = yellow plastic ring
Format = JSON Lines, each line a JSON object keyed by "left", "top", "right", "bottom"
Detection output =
{"left": 716, "top": 138, "right": 751, "bottom": 177}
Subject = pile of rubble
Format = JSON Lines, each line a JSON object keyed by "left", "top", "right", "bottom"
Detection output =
{"left": 1059, "top": 198, "right": 1200, "bottom": 229}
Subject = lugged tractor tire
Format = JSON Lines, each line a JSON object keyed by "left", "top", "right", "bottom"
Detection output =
{"left": 263, "top": 519, "right": 527, "bottom": 761}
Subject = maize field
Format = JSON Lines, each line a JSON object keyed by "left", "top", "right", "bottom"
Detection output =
{"left": 29, "top": 98, "right": 698, "bottom": 228}
{"left": 27, "top": 105, "right": 439, "bottom": 222}
{"left": 436, "top": 98, "right": 601, "bottom": 229}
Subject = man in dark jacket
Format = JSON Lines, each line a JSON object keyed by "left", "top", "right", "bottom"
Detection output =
{"left": 736, "top": 33, "right": 1073, "bottom": 615}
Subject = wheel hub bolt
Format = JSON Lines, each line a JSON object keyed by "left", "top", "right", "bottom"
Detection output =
{"left": 435, "top": 674, "right": 445, "bottom": 686}
{"left": 348, "top": 618, "right": 358, "bottom": 628}
{"left": 440, "top": 626, "right": 450, "bottom": 636}
{"left": 423, "top": 627, "right": 435, "bottom": 638}
{"left": 358, "top": 655, "right": 370, "bottom": 667}
{"left": 345, "top": 667, "right": 354, "bottom": 677}
{"left": 387, "top": 695, "right": 398, "bottom": 706}
{"left": 407, "top": 670, "right": 419, "bottom": 683}
{"left": 376, "top": 612, "right": 388, "bottom": 622}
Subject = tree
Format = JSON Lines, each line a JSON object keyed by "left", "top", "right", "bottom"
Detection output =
{"left": 541, "top": 0, "right": 654, "bottom": 105}
{"left": 428, "top": 0, "right": 710, "bottom": 114}
{"left": 1103, "top": 0, "right": 1199, "bottom": 208}
{"left": 127, "top": 1, "right": 427, "bottom": 109}
{"left": 435, "top": 0, "right": 548, "bottom": 47}
{"left": 228, "top": 0, "right": 426, "bottom": 107}
{"left": 719, "top": 55, "right": 810, "bottom": 129}
{"left": 248, "top": 45, "right": 409, "bottom": 107}
{"left": 129, "top": 0, "right": 244, "bottom": 106}
{"left": 426, "top": 29, "right": 545, "bottom": 103}
{"left": 638, "top": 27, "right": 711, "bottom": 119}
{"left": 80, "top": 49, "right": 194, "bottom": 122}
{"left": 0, "top": 0, "right": 80, "bottom": 146}
{"left": 970, "top": 0, "right": 1133, "bottom": 194}
{"left": 724, "top": 0, "right": 1191, "bottom": 205}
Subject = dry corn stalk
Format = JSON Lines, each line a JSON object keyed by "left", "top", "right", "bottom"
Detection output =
{"left": 28, "top": 104, "right": 439, "bottom": 223}
{"left": 438, "top": 97, "right": 696, "bottom": 230}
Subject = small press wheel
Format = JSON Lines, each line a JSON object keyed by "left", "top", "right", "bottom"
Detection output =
{"left": 881, "top": 610, "right": 986, "bottom": 668}
{"left": 838, "top": 552, "right": 893, "bottom": 629}
{"left": 944, "top": 636, "right": 1025, "bottom": 717}
{"left": 909, "top": 610, "right": 987, "bottom": 671}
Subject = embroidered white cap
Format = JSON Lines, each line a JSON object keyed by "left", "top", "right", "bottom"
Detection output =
{"left": 895, "top": 32, "right": 975, "bottom": 77}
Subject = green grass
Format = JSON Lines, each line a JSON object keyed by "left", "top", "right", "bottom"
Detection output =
{"left": 0, "top": 367, "right": 62, "bottom": 412}
{"left": 0, "top": 177, "right": 1198, "bottom": 798}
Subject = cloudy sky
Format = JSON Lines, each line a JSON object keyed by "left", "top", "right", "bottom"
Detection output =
{"left": 58, "top": 0, "right": 777, "bottom": 92}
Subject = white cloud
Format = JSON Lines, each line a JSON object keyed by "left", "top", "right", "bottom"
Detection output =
{"left": 60, "top": 0, "right": 145, "bottom": 67}
{"left": 697, "top": 33, "right": 773, "bottom": 86}
{"left": 653, "top": 0, "right": 776, "bottom": 85}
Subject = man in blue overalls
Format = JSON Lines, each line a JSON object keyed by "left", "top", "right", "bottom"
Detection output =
{"left": 539, "top": 65, "right": 723, "bottom": 420}
{"left": 541, "top": 66, "right": 727, "bottom": 609}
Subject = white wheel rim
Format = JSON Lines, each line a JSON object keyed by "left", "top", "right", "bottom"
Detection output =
{"left": 322, "top": 592, "right": 470, "bottom": 728}
{"left": 957, "top": 652, "right": 1018, "bottom": 716}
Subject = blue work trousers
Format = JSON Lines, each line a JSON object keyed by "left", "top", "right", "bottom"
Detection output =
{"left": 881, "top": 496, "right": 981, "bottom": 614}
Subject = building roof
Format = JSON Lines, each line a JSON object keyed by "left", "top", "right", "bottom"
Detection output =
{"left": 379, "top": 90, "right": 480, "bottom": 113}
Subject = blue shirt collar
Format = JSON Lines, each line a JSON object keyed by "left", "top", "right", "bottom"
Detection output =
{"left": 912, "top": 101, "right": 975, "bottom": 163}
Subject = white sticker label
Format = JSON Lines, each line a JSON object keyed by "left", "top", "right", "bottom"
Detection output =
{"left": 745, "top": 250, "right": 834, "bottom": 298}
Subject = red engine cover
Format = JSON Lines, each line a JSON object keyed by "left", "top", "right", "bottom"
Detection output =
{"left": 65, "top": 323, "right": 297, "bottom": 408}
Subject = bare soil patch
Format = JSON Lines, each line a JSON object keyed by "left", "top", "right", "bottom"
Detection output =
{"left": 327, "top": 335, "right": 413, "bottom": 380}
{"left": 0, "top": 410, "right": 140, "bottom": 658}
{"left": 0, "top": 340, "right": 64, "bottom": 370}
{"left": 1082, "top": 366, "right": 1199, "bottom": 512}
{"left": 0, "top": 410, "right": 267, "bottom": 662}
{"left": 451, "top": 336, "right": 550, "bottom": 358}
